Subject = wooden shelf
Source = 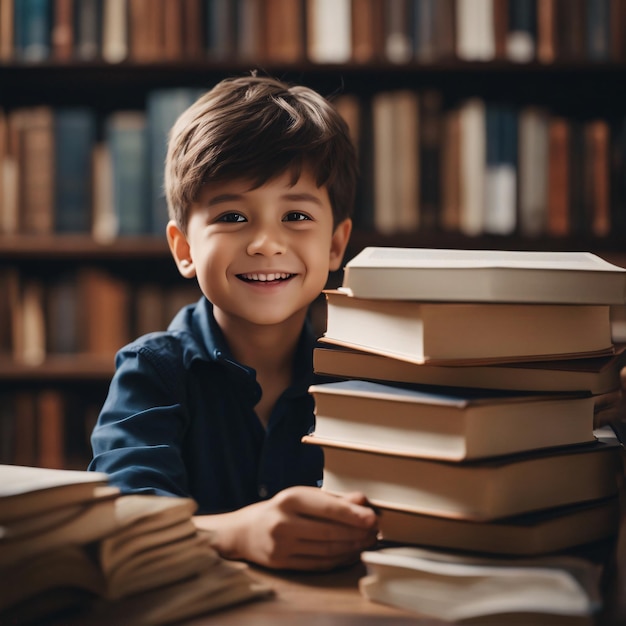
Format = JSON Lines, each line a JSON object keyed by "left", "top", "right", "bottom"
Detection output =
{"left": 2, "top": 60, "right": 626, "bottom": 115}
{"left": 0, "top": 234, "right": 170, "bottom": 260}
{"left": 0, "top": 355, "right": 114, "bottom": 382}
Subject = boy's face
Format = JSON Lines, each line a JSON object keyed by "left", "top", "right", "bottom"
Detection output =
{"left": 168, "top": 167, "right": 351, "bottom": 330}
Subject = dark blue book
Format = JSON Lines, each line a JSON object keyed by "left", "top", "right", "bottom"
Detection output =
{"left": 54, "top": 108, "right": 97, "bottom": 233}
{"left": 146, "top": 88, "right": 204, "bottom": 237}
{"left": 14, "top": 0, "right": 52, "bottom": 61}
{"left": 485, "top": 104, "right": 518, "bottom": 235}
{"left": 106, "top": 111, "right": 150, "bottom": 236}
{"left": 507, "top": 0, "right": 536, "bottom": 62}
{"left": 586, "top": 0, "right": 611, "bottom": 61}
{"left": 204, "top": 0, "right": 237, "bottom": 60}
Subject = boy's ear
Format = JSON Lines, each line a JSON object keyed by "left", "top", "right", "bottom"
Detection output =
{"left": 329, "top": 218, "right": 352, "bottom": 272}
{"left": 166, "top": 220, "right": 196, "bottom": 279}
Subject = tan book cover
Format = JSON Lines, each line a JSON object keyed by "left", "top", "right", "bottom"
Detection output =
{"left": 341, "top": 247, "right": 626, "bottom": 305}
{"left": 324, "top": 289, "right": 614, "bottom": 365}
{"left": 306, "top": 429, "right": 622, "bottom": 521}
{"left": 360, "top": 546, "right": 603, "bottom": 622}
{"left": 314, "top": 344, "right": 626, "bottom": 395}
{"left": 309, "top": 379, "right": 596, "bottom": 461}
{"left": 265, "top": 0, "right": 304, "bottom": 62}
{"left": 374, "top": 497, "right": 619, "bottom": 556}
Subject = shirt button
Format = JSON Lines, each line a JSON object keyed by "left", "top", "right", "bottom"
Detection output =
{"left": 258, "top": 485, "right": 268, "bottom": 498}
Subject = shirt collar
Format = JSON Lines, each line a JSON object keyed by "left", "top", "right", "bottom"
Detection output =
{"left": 168, "top": 296, "right": 316, "bottom": 394}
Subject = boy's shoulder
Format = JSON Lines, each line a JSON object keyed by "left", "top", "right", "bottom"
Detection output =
{"left": 118, "top": 299, "right": 214, "bottom": 371}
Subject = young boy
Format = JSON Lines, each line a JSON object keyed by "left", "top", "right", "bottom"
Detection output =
{"left": 89, "top": 75, "right": 378, "bottom": 571}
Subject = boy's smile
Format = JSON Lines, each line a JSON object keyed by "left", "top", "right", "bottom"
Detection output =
{"left": 168, "top": 166, "right": 351, "bottom": 334}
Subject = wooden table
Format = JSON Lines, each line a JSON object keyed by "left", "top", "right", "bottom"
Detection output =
{"left": 184, "top": 562, "right": 445, "bottom": 625}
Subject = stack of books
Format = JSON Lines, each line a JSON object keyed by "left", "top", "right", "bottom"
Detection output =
{"left": 0, "top": 464, "right": 271, "bottom": 625}
{"left": 304, "top": 247, "right": 626, "bottom": 622}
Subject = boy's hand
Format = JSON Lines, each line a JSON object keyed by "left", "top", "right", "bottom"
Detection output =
{"left": 195, "top": 486, "right": 379, "bottom": 571}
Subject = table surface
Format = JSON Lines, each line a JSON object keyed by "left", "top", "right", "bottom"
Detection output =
{"left": 184, "top": 561, "right": 445, "bottom": 625}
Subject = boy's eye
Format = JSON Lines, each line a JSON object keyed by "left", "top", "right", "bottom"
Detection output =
{"left": 217, "top": 212, "right": 246, "bottom": 223}
{"left": 284, "top": 212, "right": 311, "bottom": 222}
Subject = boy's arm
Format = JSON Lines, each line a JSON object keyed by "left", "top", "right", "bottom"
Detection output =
{"left": 194, "top": 486, "right": 378, "bottom": 571}
{"left": 89, "top": 344, "right": 190, "bottom": 498}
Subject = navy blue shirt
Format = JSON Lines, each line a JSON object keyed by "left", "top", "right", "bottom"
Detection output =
{"left": 89, "top": 297, "right": 323, "bottom": 514}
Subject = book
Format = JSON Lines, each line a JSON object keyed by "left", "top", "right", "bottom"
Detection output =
{"left": 308, "top": 379, "right": 596, "bottom": 461}
{"left": 518, "top": 106, "right": 549, "bottom": 237}
{"left": 545, "top": 115, "right": 570, "bottom": 236}
{"left": 204, "top": 0, "right": 236, "bottom": 60}
{"left": 323, "top": 289, "right": 614, "bottom": 365}
{"left": 303, "top": 429, "right": 622, "bottom": 521}
{"left": 458, "top": 98, "right": 486, "bottom": 236}
{"left": 146, "top": 88, "right": 203, "bottom": 236}
{"left": 14, "top": 0, "right": 52, "bottom": 61}
{"left": 383, "top": 0, "right": 413, "bottom": 63}
{"left": 374, "top": 497, "right": 620, "bottom": 556}
{"left": 0, "top": 463, "right": 110, "bottom": 522}
{"left": 483, "top": 104, "right": 517, "bottom": 235}
{"left": 506, "top": 0, "right": 537, "bottom": 62}
{"left": 14, "top": 106, "right": 55, "bottom": 234}
{"left": 306, "top": 0, "right": 351, "bottom": 63}
{"left": 0, "top": 0, "right": 14, "bottom": 61}
{"left": 0, "top": 465, "right": 272, "bottom": 624}
{"left": 264, "top": 0, "right": 304, "bottom": 62}
{"left": 74, "top": 0, "right": 101, "bottom": 61}
{"left": 455, "top": 0, "right": 495, "bottom": 61}
{"left": 341, "top": 247, "right": 626, "bottom": 305}
{"left": 350, "top": 0, "right": 383, "bottom": 63}
{"left": 313, "top": 345, "right": 626, "bottom": 394}
{"left": 78, "top": 267, "right": 131, "bottom": 357}
{"left": 53, "top": 107, "right": 96, "bottom": 233}
{"left": 101, "top": 0, "right": 128, "bottom": 63}
{"left": 105, "top": 110, "right": 149, "bottom": 235}
{"left": 51, "top": 0, "right": 74, "bottom": 60}
{"left": 359, "top": 546, "right": 603, "bottom": 623}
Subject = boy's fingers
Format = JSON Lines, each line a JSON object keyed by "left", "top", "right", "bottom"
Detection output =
{"left": 282, "top": 487, "right": 378, "bottom": 528}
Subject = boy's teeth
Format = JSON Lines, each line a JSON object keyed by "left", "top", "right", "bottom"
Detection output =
{"left": 243, "top": 272, "right": 290, "bottom": 281}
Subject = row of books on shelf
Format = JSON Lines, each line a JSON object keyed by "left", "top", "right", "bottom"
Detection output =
{"left": 3, "top": 89, "right": 626, "bottom": 241}
{"left": 1, "top": 0, "right": 625, "bottom": 66}
{"left": 307, "top": 247, "right": 626, "bottom": 622}
{"left": 0, "top": 464, "right": 271, "bottom": 624}
{"left": 0, "top": 266, "right": 200, "bottom": 364}
{"left": 0, "top": 87, "right": 203, "bottom": 238}
{"left": 342, "top": 90, "right": 626, "bottom": 238}
{"left": 0, "top": 387, "right": 102, "bottom": 469}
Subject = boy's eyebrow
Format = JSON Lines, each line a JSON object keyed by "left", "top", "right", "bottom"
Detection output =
{"left": 206, "top": 192, "right": 324, "bottom": 207}
{"left": 281, "top": 192, "right": 324, "bottom": 206}
{"left": 206, "top": 193, "right": 244, "bottom": 207}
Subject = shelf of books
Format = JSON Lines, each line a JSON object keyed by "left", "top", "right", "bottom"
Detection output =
{"left": 1, "top": 0, "right": 626, "bottom": 473}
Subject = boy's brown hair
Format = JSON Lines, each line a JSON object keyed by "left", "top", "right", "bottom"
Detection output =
{"left": 165, "top": 75, "right": 357, "bottom": 232}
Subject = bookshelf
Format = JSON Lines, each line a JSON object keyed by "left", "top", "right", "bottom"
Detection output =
{"left": 1, "top": 0, "right": 626, "bottom": 470}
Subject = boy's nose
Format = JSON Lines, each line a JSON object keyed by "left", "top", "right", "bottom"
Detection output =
{"left": 246, "top": 226, "right": 287, "bottom": 256}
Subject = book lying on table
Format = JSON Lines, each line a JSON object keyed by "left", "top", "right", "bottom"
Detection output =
{"left": 0, "top": 465, "right": 272, "bottom": 625}
{"left": 303, "top": 428, "right": 622, "bottom": 521}
{"left": 342, "top": 247, "right": 626, "bottom": 304}
{"left": 313, "top": 344, "right": 626, "bottom": 394}
{"left": 323, "top": 289, "right": 615, "bottom": 365}
{"left": 359, "top": 546, "right": 604, "bottom": 624}
{"left": 0, "top": 463, "right": 111, "bottom": 522}
{"left": 375, "top": 497, "right": 619, "bottom": 556}
{"left": 308, "top": 380, "right": 596, "bottom": 461}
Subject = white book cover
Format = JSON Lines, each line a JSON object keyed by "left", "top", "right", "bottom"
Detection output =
{"left": 459, "top": 99, "right": 486, "bottom": 236}
{"left": 518, "top": 107, "right": 549, "bottom": 237}
{"left": 455, "top": 0, "right": 495, "bottom": 60}
{"left": 307, "top": 0, "right": 351, "bottom": 63}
